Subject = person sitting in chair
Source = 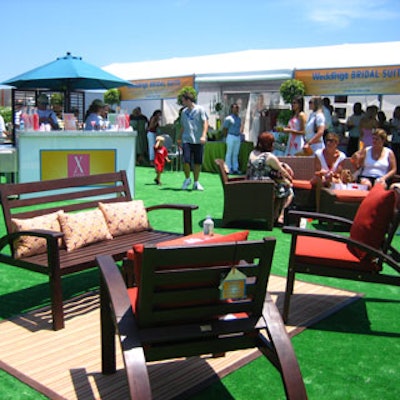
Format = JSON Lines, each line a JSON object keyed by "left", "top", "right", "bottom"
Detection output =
{"left": 246, "top": 132, "right": 294, "bottom": 227}
{"left": 351, "top": 129, "right": 397, "bottom": 189}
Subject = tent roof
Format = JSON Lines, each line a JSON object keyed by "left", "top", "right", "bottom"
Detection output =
{"left": 103, "top": 41, "right": 400, "bottom": 83}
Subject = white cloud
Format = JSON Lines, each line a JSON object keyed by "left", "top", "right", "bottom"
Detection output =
{"left": 306, "top": 0, "right": 400, "bottom": 27}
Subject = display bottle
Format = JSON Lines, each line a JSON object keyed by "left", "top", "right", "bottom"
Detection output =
{"left": 33, "top": 108, "right": 39, "bottom": 131}
{"left": 203, "top": 215, "right": 214, "bottom": 236}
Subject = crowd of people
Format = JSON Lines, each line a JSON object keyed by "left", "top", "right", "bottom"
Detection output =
{"left": 281, "top": 95, "right": 399, "bottom": 185}
{"left": 8, "top": 91, "right": 399, "bottom": 210}
{"left": 242, "top": 96, "right": 399, "bottom": 225}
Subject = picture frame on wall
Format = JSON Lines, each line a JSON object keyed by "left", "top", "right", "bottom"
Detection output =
{"left": 334, "top": 107, "right": 347, "bottom": 119}
{"left": 334, "top": 95, "right": 348, "bottom": 103}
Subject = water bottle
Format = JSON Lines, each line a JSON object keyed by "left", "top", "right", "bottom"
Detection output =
{"left": 203, "top": 215, "right": 214, "bottom": 236}
{"left": 19, "top": 117, "right": 25, "bottom": 131}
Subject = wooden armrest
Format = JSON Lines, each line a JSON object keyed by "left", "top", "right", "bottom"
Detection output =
{"left": 225, "top": 180, "right": 274, "bottom": 186}
{"left": 146, "top": 203, "right": 199, "bottom": 235}
{"left": 287, "top": 210, "right": 353, "bottom": 226}
{"left": 0, "top": 229, "right": 63, "bottom": 253}
{"left": 97, "top": 255, "right": 152, "bottom": 398}
{"left": 261, "top": 293, "right": 307, "bottom": 399}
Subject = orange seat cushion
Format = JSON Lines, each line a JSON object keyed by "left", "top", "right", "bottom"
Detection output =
{"left": 131, "top": 231, "right": 249, "bottom": 287}
{"left": 292, "top": 179, "right": 312, "bottom": 190}
{"left": 349, "top": 185, "right": 395, "bottom": 260}
{"left": 332, "top": 189, "right": 369, "bottom": 203}
{"left": 127, "top": 286, "right": 139, "bottom": 314}
{"left": 295, "top": 236, "right": 380, "bottom": 271}
{"left": 127, "top": 230, "right": 250, "bottom": 314}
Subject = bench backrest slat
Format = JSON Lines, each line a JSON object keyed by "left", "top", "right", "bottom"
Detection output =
{"left": 0, "top": 171, "right": 131, "bottom": 234}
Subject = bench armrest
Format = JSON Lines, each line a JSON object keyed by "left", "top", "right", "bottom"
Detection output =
{"left": 0, "top": 229, "right": 63, "bottom": 252}
{"left": 146, "top": 204, "right": 199, "bottom": 236}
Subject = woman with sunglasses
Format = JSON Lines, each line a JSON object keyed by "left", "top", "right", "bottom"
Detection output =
{"left": 311, "top": 132, "right": 347, "bottom": 188}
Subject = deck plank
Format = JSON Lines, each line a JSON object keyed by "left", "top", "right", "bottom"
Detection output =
{"left": 0, "top": 276, "right": 362, "bottom": 400}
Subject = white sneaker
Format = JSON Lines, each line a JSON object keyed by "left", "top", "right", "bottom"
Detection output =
{"left": 193, "top": 181, "right": 204, "bottom": 191}
{"left": 181, "top": 178, "right": 192, "bottom": 190}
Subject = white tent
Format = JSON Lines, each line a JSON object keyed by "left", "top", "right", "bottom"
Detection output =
{"left": 103, "top": 41, "right": 400, "bottom": 82}
{"left": 102, "top": 42, "right": 400, "bottom": 135}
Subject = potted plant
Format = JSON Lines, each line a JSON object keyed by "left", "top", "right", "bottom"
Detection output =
{"left": 279, "top": 79, "right": 306, "bottom": 105}
{"left": 177, "top": 86, "right": 197, "bottom": 105}
{"left": 104, "top": 88, "right": 121, "bottom": 112}
{"left": 278, "top": 79, "right": 305, "bottom": 125}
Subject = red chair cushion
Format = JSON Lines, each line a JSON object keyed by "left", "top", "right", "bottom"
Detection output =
{"left": 131, "top": 231, "right": 249, "bottom": 287}
{"left": 332, "top": 189, "right": 368, "bottom": 203}
{"left": 127, "top": 287, "right": 139, "bottom": 314}
{"left": 292, "top": 179, "right": 312, "bottom": 190}
{"left": 348, "top": 185, "right": 395, "bottom": 260}
{"left": 295, "top": 236, "right": 381, "bottom": 271}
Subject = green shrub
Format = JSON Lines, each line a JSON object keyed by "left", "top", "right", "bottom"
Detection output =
{"left": 279, "top": 79, "right": 305, "bottom": 105}
{"left": 177, "top": 86, "right": 197, "bottom": 105}
{"left": 0, "top": 106, "right": 12, "bottom": 124}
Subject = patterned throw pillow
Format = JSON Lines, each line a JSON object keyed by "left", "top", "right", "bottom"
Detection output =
{"left": 11, "top": 211, "right": 63, "bottom": 259}
{"left": 58, "top": 209, "right": 113, "bottom": 252}
{"left": 98, "top": 200, "right": 150, "bottom": 237}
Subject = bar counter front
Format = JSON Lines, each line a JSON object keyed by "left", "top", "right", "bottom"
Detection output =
{"left": 17, "top": 130, "right": 137, "bottom": 196}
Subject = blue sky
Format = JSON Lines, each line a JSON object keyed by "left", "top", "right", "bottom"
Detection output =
{"left": 1, "top": 0, "right": 400, "bottom": 83}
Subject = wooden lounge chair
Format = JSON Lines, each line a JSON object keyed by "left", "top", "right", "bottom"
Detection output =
{"left": 97, "top": 239, "right": 307, "bottom": 399}
{"left": 282, "top": 184, "right": 400, "bottom": 324}
{"left": 214, "top": 159, "right": 275, "bottom": 230}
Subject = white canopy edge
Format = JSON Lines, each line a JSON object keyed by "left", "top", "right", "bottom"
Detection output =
{"left": 103, "top": 42, "right": 400, "bottom": 82}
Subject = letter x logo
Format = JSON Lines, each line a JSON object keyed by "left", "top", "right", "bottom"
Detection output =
{"left": 68, "top": 154, "right": 89, "bottom": 177}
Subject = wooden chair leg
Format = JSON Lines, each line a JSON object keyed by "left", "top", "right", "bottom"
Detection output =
{"left": 49, "top": 273, "right": 64, "bottom": 331}
{"left": 283, "top": 266, "right": 296, "bottom": 324}
{"left": 122, "top": 257, "right": 135, "bottom": 288}
{"left": 100, "top": 277, "right": 116, "bottom": 374}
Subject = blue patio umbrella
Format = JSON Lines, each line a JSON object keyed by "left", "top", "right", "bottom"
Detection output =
{"left": 0, "top": 52, "right": 133, "bottom": 91}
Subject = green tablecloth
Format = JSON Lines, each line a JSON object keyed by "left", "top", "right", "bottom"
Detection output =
{"left": 202, "top": 141, "right": 254, "bottom": 173}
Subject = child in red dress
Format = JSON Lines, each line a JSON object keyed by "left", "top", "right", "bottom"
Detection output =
{"left": 154, "top": 136, "right": 170, "bottom": 185}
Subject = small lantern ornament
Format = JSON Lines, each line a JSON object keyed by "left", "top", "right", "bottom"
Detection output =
{"left": 219, "top": 267, "right": 247, "bottom": 300}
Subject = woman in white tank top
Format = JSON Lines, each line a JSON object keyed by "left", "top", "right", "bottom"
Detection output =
{"left": 353, "top": 129, "right": 397, "bottom": 189}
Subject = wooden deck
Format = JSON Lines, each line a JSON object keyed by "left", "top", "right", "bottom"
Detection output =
{"left": 0, "top": 275, "right": 362, "bottom": 400}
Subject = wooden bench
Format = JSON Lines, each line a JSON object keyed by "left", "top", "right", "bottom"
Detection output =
{"left": 0, "top": 171, "right": 198, "bottom": 330}
{"left": 97, "top": 239, "right": 307, "bottom": 399}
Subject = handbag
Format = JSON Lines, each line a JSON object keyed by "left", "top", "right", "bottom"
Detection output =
{"left": 295, "top": 146, "right": 313, "bottom": 156}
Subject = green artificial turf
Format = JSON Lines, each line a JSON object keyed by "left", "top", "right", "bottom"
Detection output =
{"left": 0, "top": 166, "right": 399, "bottom": 399}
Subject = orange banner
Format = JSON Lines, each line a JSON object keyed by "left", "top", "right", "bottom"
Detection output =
{"left": 120, "top": 75, "right": 194, "bottom": 100}
{"left": 295, "top": 66, "right": 400, "bottom": 95}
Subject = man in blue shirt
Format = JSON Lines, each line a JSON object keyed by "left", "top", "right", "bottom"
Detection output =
{"left": 222, "top": 103, "right": 242, "bottom": 174}
{"left": 178, "top": 92, "right": 208, "bottom": 191}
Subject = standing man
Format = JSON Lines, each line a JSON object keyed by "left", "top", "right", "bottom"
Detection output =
{"left": 222, "top": 103, "right": 242, "bottom": 174}
{"left": 178, "top": 91, "right": 208, "bottom": 190}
